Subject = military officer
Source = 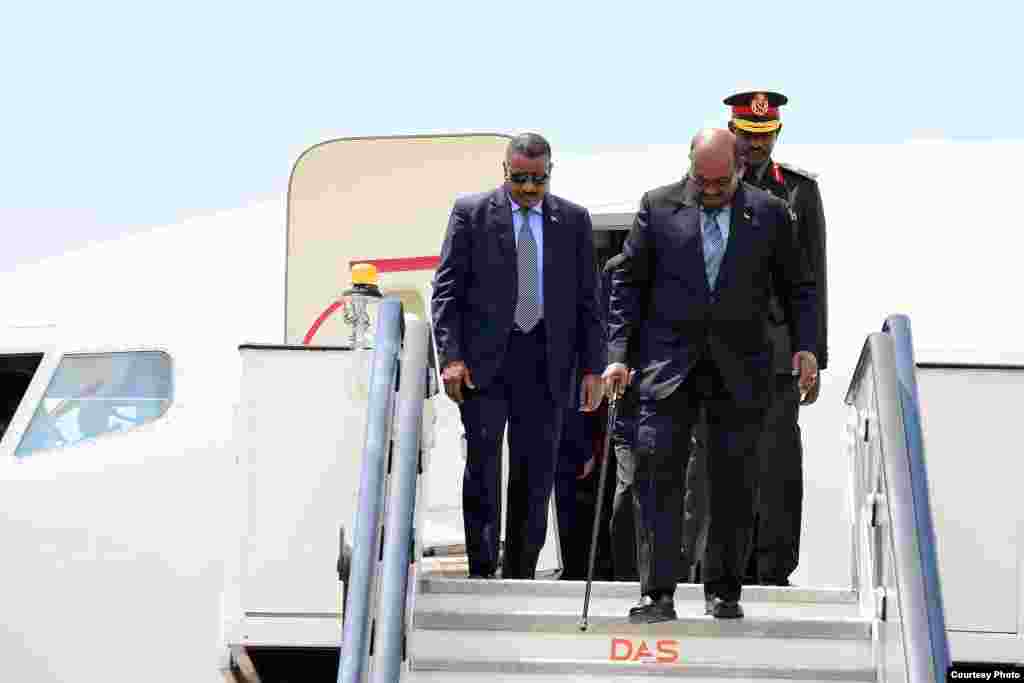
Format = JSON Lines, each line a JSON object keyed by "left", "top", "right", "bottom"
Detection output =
{"left": 724, "top": 90, "right": 829, "bottom": 586}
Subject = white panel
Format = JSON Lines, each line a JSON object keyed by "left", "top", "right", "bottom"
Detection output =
{"left": 239, "top": 347, "right": 368, "bottom": 615}
{"left": 917, "top": 367, "right": 1022, "bottom": 634}
{"left": 948, "top": 631, "right": 1024, "bottom": 664}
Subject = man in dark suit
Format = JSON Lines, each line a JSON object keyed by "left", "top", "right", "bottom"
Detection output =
{"left": 604, "top": 128, "right": 818, "bottom": 621}
{"left": 431, "top": 133, "right": 605, "bottom": 580}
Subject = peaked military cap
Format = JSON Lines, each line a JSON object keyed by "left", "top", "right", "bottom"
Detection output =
{"left": 724, "top": 91, "right": 787, "bottom": 134}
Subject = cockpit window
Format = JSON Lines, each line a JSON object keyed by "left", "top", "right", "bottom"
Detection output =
{"left": 15, "top": 351, "right": 173, "bottom": 458}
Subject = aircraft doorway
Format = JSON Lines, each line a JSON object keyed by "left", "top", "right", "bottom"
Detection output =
{"left": 0, "top": 353, "right": 43, "bottom": 443}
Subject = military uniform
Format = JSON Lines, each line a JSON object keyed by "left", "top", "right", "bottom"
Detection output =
{"left": 726, "top": 91, "right": 828, "bottom": 585}
{"left": 742, "top": 157, "right": 827, "bottom": 584}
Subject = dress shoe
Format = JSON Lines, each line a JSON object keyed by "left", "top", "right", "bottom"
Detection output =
{"left": 760, "top": 578, "right": 792, "bottom": 587}
{"left": 628, "top": 595, "right": 677, "bottom": 624}
{"left": 704, "top": 596, "right": 744, "bottom": 619}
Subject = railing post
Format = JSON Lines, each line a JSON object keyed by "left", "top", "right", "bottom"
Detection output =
{"left": 338, "top": 298, "right": 403, "bottom": 683}
{"left": 372, "top": 317, "right": 428, "bottom": 683}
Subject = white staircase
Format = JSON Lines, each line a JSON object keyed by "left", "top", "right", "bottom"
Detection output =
{"left": 403, "top": 577, "right": 877, "bottom": 682}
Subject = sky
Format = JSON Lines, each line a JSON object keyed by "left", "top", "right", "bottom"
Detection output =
{"left": 3, "top": 0, "right": 1021, "bottom": 272}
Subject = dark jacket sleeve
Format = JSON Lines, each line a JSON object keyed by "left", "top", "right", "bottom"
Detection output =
{"left": 798, "top": 180, "right": 828, "bottom": 370}
{"left": 576, "top": 208, "right": 605, "bottom": 375}
{"left": 607, "top": 193, "right": 652, "bottom": 366}
{"left": 770, "top": 197, "right": 818, "bottom": 360}
{"left": 430, "top": 199, "right": 469, "bottom": 369}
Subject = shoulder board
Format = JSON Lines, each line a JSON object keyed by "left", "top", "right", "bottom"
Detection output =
{"left": 776, "top": 161, "right": 819, "bottom": 181}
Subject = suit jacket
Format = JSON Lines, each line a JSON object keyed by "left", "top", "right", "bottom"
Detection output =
{"left": 431, "top": 187, "right": 605, "bottom": 405}
{"left": 607, "top": 180, "right": 817, "bottom": 406}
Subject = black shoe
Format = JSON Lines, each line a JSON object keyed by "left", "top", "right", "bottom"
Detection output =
{"left": 704, "top": 596, "right": 743, "bottom": 619}
{"left": 467, "top": 572, "right": 494, "bottom": 579}
{"left": 628, "top": 595, "right": 677, "bottom": 624}
{"left": 760, "top": 578, "right": 792, "bottom": 587}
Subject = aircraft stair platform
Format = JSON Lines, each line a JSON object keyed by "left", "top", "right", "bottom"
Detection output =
{"left": 402, "top": 577, "right": 875, "bottom": 682}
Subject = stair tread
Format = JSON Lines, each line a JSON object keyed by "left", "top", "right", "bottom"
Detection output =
{"left": 408, "top": 657, "right": 877, "bottom": 681}
{"left": 413, "top": 609, "right": 871, "bottom": 639}
{"left": 414, "top": 592, "right": 861, "bottom": 620}
{"left": 418, "top": 577, "right": 858, "bottom": 605}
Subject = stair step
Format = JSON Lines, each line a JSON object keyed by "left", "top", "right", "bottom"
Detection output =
{"left": 409, "top": 629, "right": 874, "bottom": 672}
{"left": 413, "top": 607, "right": 871, "bottom": 639}
{"left": 407, "top": 658, "right": 876, "bottom": 681}
{"left": 415, "top": 592, "right": 860, "bottom": 621}
{"left": 419, "top": 578, "right": 858, "bottom": 606}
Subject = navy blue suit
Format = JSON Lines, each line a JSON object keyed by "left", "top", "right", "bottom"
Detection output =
{"left": 432, "top": 187, "right": 604, "bottom": 579}
{"left": 607, "top": 180, "right": 817, "bottom": 602}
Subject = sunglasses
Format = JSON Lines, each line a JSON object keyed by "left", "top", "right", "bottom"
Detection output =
{"left": 507, "top": 172, "right": 550, "bottom": 185}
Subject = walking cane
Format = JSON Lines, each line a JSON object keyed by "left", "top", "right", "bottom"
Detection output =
{"left": 578, "top": 392, "right": 620, "bottom": 631}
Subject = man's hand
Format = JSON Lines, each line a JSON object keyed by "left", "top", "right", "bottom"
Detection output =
{"left": 800, "top": 372, "right": 821, "bottom": 405}
{"left": 792, "top": 351, "right": 818, "bottom": 402}
{"left": 577, "top": 456, "right": 596, "bottom": 480}
{"left": 579, "top": 373, "right": 603, "bottom": 412}
{"left": 441, "top": 361, "right": 475, "bottom": 404}
{"left": 602, "top": 363, "right": 630, "bottom": 401}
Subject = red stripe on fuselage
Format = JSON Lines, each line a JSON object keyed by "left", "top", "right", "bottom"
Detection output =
{"left": 349, "top": 256, "right": 440, "bottom": 272}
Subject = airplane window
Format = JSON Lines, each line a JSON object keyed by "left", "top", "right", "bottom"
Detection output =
{"left": 14, "top": 351, "right": 173, "bottom": 458}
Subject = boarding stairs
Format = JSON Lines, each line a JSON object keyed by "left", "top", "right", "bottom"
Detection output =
{"left": 228, "top": 301, "right": 948, "bottom": 683}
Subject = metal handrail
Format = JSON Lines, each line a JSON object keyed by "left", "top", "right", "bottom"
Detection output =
{"left": 845, "top": 316, "right": 951, "bottom": 683}
{"left": 372, "top": 317, "right": 429, "bottom": 683}
{"left": 882, "top": 315, "right": 951, "bottom": 682}
{"left": 338, "top": 298, "right": 404, "bottom": 683}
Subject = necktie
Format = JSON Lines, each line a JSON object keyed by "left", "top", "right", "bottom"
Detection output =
{"left": 514, "top": 207, "right": 541, "bottom": 332}
{"left": 703, "top": 209, "right": 724, "bottom": 290}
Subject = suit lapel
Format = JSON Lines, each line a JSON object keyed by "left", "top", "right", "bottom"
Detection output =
{"left": 716, "top": 184, "right": 749, "bottom": 291}
{"left": 671, "top": 179, "right": 710, "bottom": 298}
{"left": 489, "top": 189, "right": 516, "bottom": 270}
{"left": 542, "top": 195, "right": 559, "bottom": 306}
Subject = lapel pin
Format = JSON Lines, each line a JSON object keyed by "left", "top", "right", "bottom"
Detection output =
{"left": 743, "top": 208, "right": 753, "bottom": 221}
{"left": 551, "top": 214, "right": 559, "bottom": 223}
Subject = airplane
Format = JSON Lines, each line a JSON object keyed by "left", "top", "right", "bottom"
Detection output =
{"left": 1, "top": 133, "right": 1022, "bottom": 682}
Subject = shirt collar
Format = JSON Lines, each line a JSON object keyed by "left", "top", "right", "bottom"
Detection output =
{"left": 508, "top": 193, "right": 544, "bottom": 216}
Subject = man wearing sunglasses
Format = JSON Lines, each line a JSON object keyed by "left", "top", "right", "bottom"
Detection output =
{"left": 604, "top": 128, "right": 818, "bottom": 622}
{"left": 431, "top": 133, "right": 605, "bottom": 581}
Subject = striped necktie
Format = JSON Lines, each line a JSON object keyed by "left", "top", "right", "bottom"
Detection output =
{"left": 514, "top": 207, "right": 541, "bottom": 331}
{"left": 703, "top": 208, "right": 724, "bottom": 290}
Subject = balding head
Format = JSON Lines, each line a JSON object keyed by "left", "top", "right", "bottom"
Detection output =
{"left": 688, "top": 128, "right": 740, "bottom": 209}
{"left": 690, "top": 128, "right": 736, "bottom": 165}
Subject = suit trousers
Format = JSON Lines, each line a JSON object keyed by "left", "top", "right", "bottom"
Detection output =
{"left": 610, "top": 438, "right": 639, "bottom": 580}
{"left": 557, "top": 405, "right": 610, "bottom": 581}
{"left": 459, "top": 322, "right": 564, "bottom": 580}
{"left": 633, "top": 358, "right": 765, "bottom": 602}
{"left": 745, "top": 374, "right": 803, "bottom": 583}
{"left": 682, "top": 409, "right": 709, "bottom": 583}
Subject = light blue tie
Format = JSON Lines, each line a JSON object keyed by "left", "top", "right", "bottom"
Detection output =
{"left": 703, "top": 209, "right": 724, "bottom": 290}
{"left": 514, "top": 207, "right": 541, "bottom": 332}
